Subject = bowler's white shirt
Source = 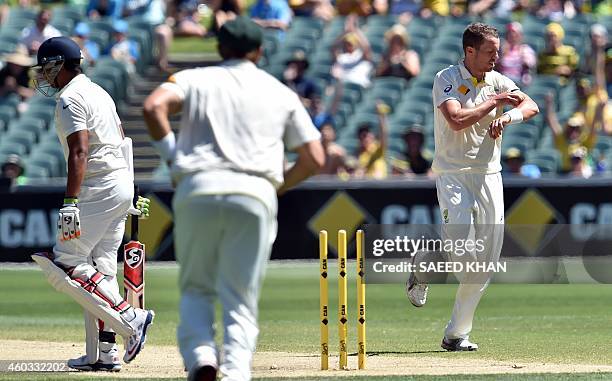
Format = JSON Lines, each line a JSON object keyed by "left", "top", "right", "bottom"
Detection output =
{"left": 431, "top": 61, "right": 518, "bottom": 174}
{"left": 162, "top": 59, "right": 320, "bottom": 211}
{"left": 55, "top": 74, "right": 127, "bottom": 178}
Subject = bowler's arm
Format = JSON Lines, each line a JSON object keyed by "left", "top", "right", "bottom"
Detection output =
{"left": 438, "top": 98, "right": 500, "bottom": 131}
{"left": 277, "top": 141, "right": 325, "bottom": 196}
{"left": 507, "top": 90, "right": 539, "bottom": 122}
{"left": 143, "top": 87, "right": 183, "bottom": 141}
{"left": 143, "top": 86, "right": 184, "bottom": 164}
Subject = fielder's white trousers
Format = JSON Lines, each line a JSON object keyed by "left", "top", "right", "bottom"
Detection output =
{"left": 173, "top": 194, "right": 277, "bottom": 381}
{"left": 436, "top": 172, "right": 504, "bottom": 340}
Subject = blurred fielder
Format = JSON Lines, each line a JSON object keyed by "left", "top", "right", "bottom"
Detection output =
{"left": 406, "top": 23, "right": 539, "bottom": 350}
{"left": 30, "top": 36, "right": 154, "bottom": 371}
{"left": 144, "top": 16, "right": 324, "bottom": 381}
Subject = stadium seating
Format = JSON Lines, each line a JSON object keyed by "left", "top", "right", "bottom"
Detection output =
{"left": 0, "top": 3, "right": 610, "bottom": 178}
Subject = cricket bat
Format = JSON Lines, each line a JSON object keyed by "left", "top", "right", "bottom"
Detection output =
{"left": 124, "top": 185, "right": 145, "bottom": 308}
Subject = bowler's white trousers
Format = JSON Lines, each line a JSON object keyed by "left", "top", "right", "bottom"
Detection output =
{"left": 173, "top": 193, "right": 277, "bottom": 381}
{"left": 436, "top": 172, "right": 504, "bottom": 340}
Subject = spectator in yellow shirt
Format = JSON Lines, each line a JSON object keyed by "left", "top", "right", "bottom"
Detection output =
{"left": 354, "top": 102, "right": 389, "bottom": 179}
{"left": 545, "top": 93, "right": 598, "bottom": 172}
{"left": 537, "top": 23, "right": 579, "bottom": 85}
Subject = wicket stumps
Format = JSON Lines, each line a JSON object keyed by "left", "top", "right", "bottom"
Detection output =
{"left": 319, "top": 229, "right": 366, "bottom": 370}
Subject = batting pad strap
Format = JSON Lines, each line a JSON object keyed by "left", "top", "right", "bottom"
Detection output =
{"left": 31, "top": 253, "right": 135, "bottom": 338}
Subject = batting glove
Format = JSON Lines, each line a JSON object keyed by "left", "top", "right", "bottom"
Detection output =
{"left": 128, "top": 196, "right": 151, "bottom": 219}
{"left": 58, "top": 198, "right": 81, "bottom": 241}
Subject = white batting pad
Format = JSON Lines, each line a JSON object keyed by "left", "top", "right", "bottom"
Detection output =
{"left": 31, "top": 253, "right": 135, "bottom": 338}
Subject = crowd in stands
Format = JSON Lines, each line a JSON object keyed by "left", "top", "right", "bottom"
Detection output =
{"left": 0, "top": 0, "right": 611, "bottom": 182}
{"left": 261, "top": 0, "right": 611, "bottom": 180}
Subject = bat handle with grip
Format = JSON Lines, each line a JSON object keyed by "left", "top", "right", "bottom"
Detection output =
{"left": 131, "top": 185, "right": 139, "bottom": 241}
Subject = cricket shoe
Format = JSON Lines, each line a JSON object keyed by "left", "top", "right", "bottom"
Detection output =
{"left": 405, "top": 271, "right": 428, "bottom": 307}
{"left": 188, "top": 365, "right": 217, "bottom": 381}
{"left": 441, "top": 337, "right": 478, "bottom": 351}
{"left": 123, "top": 308, "right": 155, "bottom": 363}
{"left": 67, "top": 343, "right": 121, "bottom": 372}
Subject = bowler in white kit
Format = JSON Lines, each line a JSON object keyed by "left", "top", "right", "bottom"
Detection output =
{"left": 406, "top": 23, "right": 539, "bottom": 351}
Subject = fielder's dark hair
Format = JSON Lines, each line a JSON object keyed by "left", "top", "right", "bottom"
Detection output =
{"left": 462, "top": 23, "right": 499, "bottom": 52}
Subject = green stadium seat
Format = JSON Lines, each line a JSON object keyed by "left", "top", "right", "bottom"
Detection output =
{"left": 502, "top": 135, "right": 533, "bottom": 154}
{"left": 27, "top": 151, "right": 61, "bottom": 177}
{"left": 24, "top": 163, "right": 49, "bottom": 178}
{"left": 521, "top": 14, "right": 549, "bottom": 29}
{"left": 88, "top": 29, "right": 111, "bottom": 52}
{"left": 22, "top": 108, "right": 55, "bottom": 129}
{"left": 51, "top": 19, "right": 75, "bottom": 36}
{"left": 2, "top": 17, "right": 34, "bottom": 33}
{"left": 37, "top": 139, "right": 66, "bottom": 176}
{"left": 390, "top": 114, "right": 425, "bottom": 133}
{"left": 91, "top": 76, "right": 117, "bottom": 100}
{"left": 28, "top": 95, "right": 57, "bottom": 108}
{"left": 92, "top": 66, "right": 127, "bottom": 102}
{"left": 96, "top": 57, "right": 129, "bottom": 84}
{"left": 8, "top": 7, "right": 37, "bottom": 21}
{"left": 4, "top": 130, "right": 37, "bottom": 152}
{"left": 0, "top": 32, "right": 20, "bottom": 45}
{"left": 505, "top": 123, "right": 539, "bottom": 141}
{"left": 525, "top": 149, "right": 561, "bottom": 173}
{"left": 0, "top": 141, "right": 27, "bottom": 156}
{"left": 372, "top": 77, "right": 407, "bottom": 92}
{"left": 291, "top": 17, "right": 325, "bottom": 32}
{"left": 0, "top": 104, "right": 17, "bottom": 127}
{"left": 366, "top": 14, "right": 397, "bottom": 29}
{"left": 8, "top": 118, "right": 46, "bottom": 141}
{"left": 128, "top": 27, "right": 153, "bottom": 67}
{"left": 595, "top": 136, "right": 612, "bottom": 155}
{"left": 51, "top": 6, "right": 84, "bottom": 24}
{"left": 538, "top": 128, "right": 554, "bottom": 149}
{"left": 0, "top": 93, "right": 20, "bottom": 108}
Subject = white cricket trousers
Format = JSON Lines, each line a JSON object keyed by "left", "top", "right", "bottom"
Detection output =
{"left": 174, "top": 194, "right": 277, "bottom": 381}
{"left": 54, "top": 170, "right": 133, "bottom": 276}
{"left": 436, "top": 172, "right": 504, "bottom": 340}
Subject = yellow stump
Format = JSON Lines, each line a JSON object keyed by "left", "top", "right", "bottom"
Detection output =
{"left": 319, "top": 230, "right": 329, "bottom": 370}
{"left": 338, "top": 230, "right": 348, "bottom": 370}
{"left": 356, "top": 230, "right": 366, "bottom": 369}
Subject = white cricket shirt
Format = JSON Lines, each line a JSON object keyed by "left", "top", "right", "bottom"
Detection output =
{"left": 163, "top": 59, "right": 320, "bottom": 212}
{"left": 55, "top": 74, "right": 128, "bottom": 179}
{"left": 431, "top": 61, "right": 518, "bottom": 174}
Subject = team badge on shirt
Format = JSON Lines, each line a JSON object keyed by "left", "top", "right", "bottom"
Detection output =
{"left": 458, "top": 85, "right": 470, "bottom": 95}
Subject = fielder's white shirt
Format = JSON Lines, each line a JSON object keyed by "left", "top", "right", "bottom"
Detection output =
{"left": 431, "top": 61, "right": 518, "bottom": 174}
{"left": 163, "top": 59, "right": 320, "bottom": 212}
{"left": 55, "top": 74, "right": 128, "bottom": 179}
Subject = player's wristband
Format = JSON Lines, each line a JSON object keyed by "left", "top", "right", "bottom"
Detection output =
{"left": 63, "top": 197, "right": 78, "bottom": 205}
{"left": 151, "top": 131, "right": 176, "bottom": 161}
{"left": 502, "top": 108, "right": 523, "bottom": 125}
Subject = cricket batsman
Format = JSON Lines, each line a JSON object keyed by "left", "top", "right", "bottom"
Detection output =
{"left": 406, "top": 23, "right": 539, "bottom": 350}
{"left": 143, "top": 17, "right": 325, "bottom": 381}
{"left": 30, "top": 36, "right": 154, "bottom": 371}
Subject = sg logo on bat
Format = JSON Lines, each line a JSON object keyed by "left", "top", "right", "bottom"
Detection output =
{"left": 125, "top": 243, "right": 144, "bottom": 269}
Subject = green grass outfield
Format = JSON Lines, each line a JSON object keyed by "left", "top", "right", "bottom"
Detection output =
{"left": 1, "top": 262, "right": 611, "bottom": 380}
